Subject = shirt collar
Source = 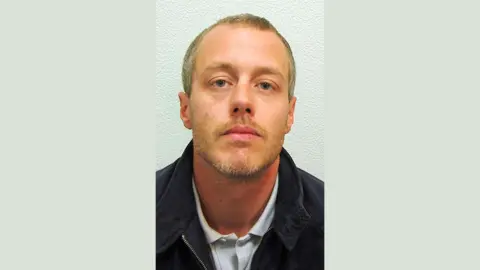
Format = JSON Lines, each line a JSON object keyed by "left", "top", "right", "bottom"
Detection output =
{"left": 192, "top": 176, "right": 279, "bottom": 244}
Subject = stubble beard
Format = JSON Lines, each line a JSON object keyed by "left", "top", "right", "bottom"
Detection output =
{"left": 192, "top": 129, "right": 284, "bottom": 182}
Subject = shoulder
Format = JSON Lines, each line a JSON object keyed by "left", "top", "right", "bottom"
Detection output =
{"left": 297, "top": 168, "right": 324, "bottom": 230}
{"left": 156, "top": 159, "right": 178, "bottom": 202}
{"left": 298, "top": 168, "right": 324, "bottom": 199}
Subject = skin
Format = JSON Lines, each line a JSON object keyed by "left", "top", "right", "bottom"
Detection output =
{"left": 178, "top": 24, "right": 296, "bottom": 237}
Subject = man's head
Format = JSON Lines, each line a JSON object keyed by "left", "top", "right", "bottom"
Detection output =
{"left": 178, "top": 14, "right": 297, "bottom": 180}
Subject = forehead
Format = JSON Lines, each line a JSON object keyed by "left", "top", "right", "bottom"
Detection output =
{"left": 194, "top": 24, "right": 289, "bottom": 76}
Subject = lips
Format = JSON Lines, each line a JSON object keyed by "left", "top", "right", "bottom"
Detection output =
{"left": 223, "top": 126, "right": 260, "bottom": 137}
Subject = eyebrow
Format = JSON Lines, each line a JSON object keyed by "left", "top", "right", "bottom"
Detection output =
{"left": 201, "top": 62, "right": 236, "bottom": 76}
{"left": 200, "top": 62, "right": 286, "bottom": 81}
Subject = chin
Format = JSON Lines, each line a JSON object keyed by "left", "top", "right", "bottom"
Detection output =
{"left": 197, "top": 141, "right": 278, "bottom": 178}
{"left": 208, "top": 152, "right": 259, "bottom": 177}
{"left": 216, "top": 163, "right": 264, "bottom": 180}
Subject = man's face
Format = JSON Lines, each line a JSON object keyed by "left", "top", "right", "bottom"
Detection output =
{"left": 179, "top": 24, "right": 296, "bottom": 179}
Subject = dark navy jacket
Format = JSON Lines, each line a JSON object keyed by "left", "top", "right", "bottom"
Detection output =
{"left": 156, "top": 141, "right": 324, "bottom": 270}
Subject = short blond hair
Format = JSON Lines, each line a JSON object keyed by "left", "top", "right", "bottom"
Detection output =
{"left": 182, "top": 13, "right": 296, "bottom": 100}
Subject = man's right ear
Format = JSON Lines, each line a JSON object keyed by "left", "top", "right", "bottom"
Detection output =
{"left": 178, "top": 92, "right": 192, "bottom": 130}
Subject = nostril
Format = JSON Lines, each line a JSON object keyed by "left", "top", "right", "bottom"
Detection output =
{"left": 232, "top": 107, "right": 252, "bottom": 114}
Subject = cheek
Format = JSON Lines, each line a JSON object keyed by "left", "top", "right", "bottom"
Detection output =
{"left": 261, "top": 109, "right": 290, "bottom": 135}
{"left": 191, "top": 107, "right": 219, "bottom": 135}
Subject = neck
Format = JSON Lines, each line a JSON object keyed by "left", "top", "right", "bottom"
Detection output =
{"left": 193, "top": 154, "right": 279, "bottom": 237}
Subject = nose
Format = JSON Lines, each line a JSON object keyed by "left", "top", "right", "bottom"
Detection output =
{"left": 229, "top": 82, "right": 255, "bottom": 117}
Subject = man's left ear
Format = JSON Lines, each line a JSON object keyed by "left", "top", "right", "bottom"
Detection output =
{"left": 286, "top": 96, "right": 296, "bottom": 134}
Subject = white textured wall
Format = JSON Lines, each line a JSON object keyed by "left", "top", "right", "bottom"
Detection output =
{"left": 156, "top": 0, "right": 324, "bottom": 180}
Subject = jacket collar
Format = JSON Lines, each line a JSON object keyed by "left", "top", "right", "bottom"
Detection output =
{"left": 156, "top": 140, "right": 311, "bottom": 255}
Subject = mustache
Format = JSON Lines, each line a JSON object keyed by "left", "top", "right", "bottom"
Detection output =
{"left": 216, "top": 119, "right": 266, "bottom": 137}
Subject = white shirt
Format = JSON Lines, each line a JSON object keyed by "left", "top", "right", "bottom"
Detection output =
{"left": 192, "top": 177, "right": 278, "bottom": 270}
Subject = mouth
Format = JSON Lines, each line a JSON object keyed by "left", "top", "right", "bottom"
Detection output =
{"left": 222, "top": 126, "right": 261, "bottom": 141}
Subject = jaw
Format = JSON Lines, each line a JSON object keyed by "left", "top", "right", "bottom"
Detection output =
{"left": 192, "top": 130, "right": 284, "bottom": 180}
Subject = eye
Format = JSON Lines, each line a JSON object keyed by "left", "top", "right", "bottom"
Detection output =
{"left": 212, "top": 79, "right": 228, "bottom": 88}
{"left": 258, "top": 82, "right": 273, "bottom": 90}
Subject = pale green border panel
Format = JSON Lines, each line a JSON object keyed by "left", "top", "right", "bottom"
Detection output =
{"left": 326, "top": 0, "right": 480, "bottom": 269}
{"left": 0, "top": 0, "right": 154, "bottom": 269}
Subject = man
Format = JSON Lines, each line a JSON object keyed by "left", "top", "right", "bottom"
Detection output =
{"left": 156, "top": 13, "right": 324, "bottom": 270}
